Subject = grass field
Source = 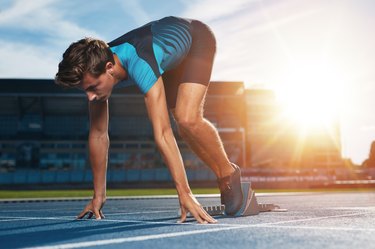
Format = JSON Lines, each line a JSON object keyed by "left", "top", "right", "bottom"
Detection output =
{"left": 0, "top": 187, "right": 373, "bottom": 199}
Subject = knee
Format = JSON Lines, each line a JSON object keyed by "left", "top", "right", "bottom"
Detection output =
{"left": 173, "top": 112, "right": 203, "bottom": 134}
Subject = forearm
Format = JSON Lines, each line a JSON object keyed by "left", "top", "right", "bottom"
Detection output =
{"left": 155, "top": 129, "right": 191, "bottom": 196}
{"left": 88, "top": 133, "right": 109, "bottom": 198}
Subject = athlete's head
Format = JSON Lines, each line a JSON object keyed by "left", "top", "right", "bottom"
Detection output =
{"left": 55, "top": 38, "right": 117, "bottom": 102}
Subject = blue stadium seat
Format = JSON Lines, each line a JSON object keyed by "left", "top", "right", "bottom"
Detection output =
{"left": 126, "top": 169, "right": 141, "bottom": 182}
{"left": 42, "top": 171, "right": 56, "bottom": 183}
{"left": 109, "top": 170, "right": 126, "bottom": 182}
{"left": 0, "top": 116, "right": 18, "bottom": 136}
{"left": 27, "top": 170, "right": 42, "bottom": 184}
{"left": 110, "top": 117, "right": 153, "bottom": 137}
{"left": 0, "top": 172, "right": 13, "bottom": 184}
{"left": 13, "top": 170, "right": 28, "bottom": 184}
{"left": 186, "top": 169, "right": 195, "bottom": 181}
{"left": 154, "top": 168, "right": 170, "bottom": 182}
{"left": 83, "top": 170, "right": 93, "bottom": 182}
{"left": 55, "top": 171, "right": 70, "bottom": 183}
{"left": 70, "top": 170, "right": 84, "bottom": 182}
{"left": 140, "top": 169, "right": 155, "bottom": 181}
{"left": 44, "top": 116, "right": 88, "bottom": 136}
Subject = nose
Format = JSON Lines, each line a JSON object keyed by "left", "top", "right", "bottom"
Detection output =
{"left": 86, "top": 92, "right": 97, "bottom": 102}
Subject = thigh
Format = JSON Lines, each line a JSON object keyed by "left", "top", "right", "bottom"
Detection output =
{"left": 162, "top": 60, "right": 185, "bottom": 110}
{"left": 164, "top": 20, "right": 216, "bottom": 112}
{"left": 172, "top": 82, "right": 209, "bottom": 120}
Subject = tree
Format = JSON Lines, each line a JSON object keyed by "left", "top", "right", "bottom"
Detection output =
{"left": 365, "top": 141, "right": 375, "bottom": 168}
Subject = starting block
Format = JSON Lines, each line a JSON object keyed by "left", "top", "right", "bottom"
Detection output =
{"left": 178, "top": 182, "right": 287, "bottom": 217}
{"left": 232, "top": 182, "right": 287, "bottom": 216}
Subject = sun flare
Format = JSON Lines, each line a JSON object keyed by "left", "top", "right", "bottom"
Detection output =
{"left": 274, "top": 59, "right": 343, "bottom": 130}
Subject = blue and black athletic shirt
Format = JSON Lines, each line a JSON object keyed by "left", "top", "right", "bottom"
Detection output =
{"left": 108, "top": 16, "right": 193, "bottom": 94}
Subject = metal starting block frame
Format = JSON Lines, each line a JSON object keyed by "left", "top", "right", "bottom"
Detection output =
{"left": 179, "top": 182, "right": 287, "bottom": 217}
{"left": 232, "top": 182, "right": 287, "bottom": 216}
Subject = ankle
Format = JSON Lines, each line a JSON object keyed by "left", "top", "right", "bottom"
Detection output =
{"left": 218, "top": 162, "right": 235, "bottom": 179}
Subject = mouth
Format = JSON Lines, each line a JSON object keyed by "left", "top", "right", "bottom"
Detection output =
{"left": 100, "top": 95, "right": 110, "bottom": 101}
{"left": 90, "top": 96, "right": 107, "bottom": 102}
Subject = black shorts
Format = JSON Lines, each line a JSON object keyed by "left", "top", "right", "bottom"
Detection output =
{"left": 162, "top": 20, "right": 217, "bottom": 109}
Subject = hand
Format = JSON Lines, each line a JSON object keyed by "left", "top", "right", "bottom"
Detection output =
{"left": 77, "top": 197, "right": 106, "bottom": 220}
{"left": 178, "top": 192, "right": 217, "bottom": 224}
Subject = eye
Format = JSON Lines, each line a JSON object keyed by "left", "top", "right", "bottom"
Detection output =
{"left": 87, "top": 84, "right": 99, "bottom": 92}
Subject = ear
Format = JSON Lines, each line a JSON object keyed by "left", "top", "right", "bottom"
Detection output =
{"left": 105, "top": 62, "right": 114, "bottom": 75}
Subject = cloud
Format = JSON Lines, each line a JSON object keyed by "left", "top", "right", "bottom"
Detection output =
{"left": 181, "top": 0, "right": 325, "bottom": 84}
{"left": 182, "top": 0, "right": 260, "bottom": 22}
{"left": 0, "top": 0, "right": 100, "bottom": 45}
{"left": 0, "top": 0, "right": 55, "bottom": 24}
{"left": 114, "top": 0, "right": 152, "bottom": 27}
{"left": 0, "top": 40, "right": 58, "bottom": 78}
{"left": 0, "top": 0, "right": 102, "bottom": 78}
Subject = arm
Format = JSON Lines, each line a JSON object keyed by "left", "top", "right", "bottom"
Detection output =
{"left": 77, "top": 99, "right": 109, "bottom": 220}
{"left": 88, "top": 99, "right": 109, "bottom": 200}
{"left": 144, "top": 77, "right": 216, "bottom": 224}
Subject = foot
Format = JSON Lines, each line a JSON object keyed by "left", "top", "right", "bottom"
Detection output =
{"left": 217, "top": 163, "right": 243, "bottom": 216}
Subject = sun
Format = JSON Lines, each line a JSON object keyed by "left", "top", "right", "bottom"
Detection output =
{"left": 274, "top": 59, "right": 343, "bottom": 131}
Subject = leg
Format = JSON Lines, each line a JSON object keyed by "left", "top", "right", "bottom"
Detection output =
{"left": 164, "top": 20, "right": 242, "bottom": 215}
{"left": 171, "top": 82, "right": 234, "bottom": 178}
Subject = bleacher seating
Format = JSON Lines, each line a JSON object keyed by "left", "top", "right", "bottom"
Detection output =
{"left": 0, "top": 79, "right": 245, "bottom": 186}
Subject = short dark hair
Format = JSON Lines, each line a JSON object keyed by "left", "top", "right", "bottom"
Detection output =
{"left": 55, "top": 38, "right": 114, "bottom": 88}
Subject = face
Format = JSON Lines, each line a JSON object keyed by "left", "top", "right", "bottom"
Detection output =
{"left": 81, "top": 70, "right": 116, "bottom": 102}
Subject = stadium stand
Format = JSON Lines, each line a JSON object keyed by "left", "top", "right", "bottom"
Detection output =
{"left": 0, "top": 79, "right": 246, "bottom": 186}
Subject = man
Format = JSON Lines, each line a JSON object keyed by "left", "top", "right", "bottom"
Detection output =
{"left": 55, "top": 16, "right": 242, "bottom": 224}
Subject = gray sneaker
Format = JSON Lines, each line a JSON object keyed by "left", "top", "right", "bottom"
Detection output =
{"left": 217, "top": 163, "right": 243, "bottom": 216}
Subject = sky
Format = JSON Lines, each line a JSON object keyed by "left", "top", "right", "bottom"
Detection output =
{"left": 0, "top": 0, "right": 374, "bottom": 164}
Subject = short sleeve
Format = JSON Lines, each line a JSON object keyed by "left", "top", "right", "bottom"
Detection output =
{"left": 128, "top": 57, "right": 159, "bottom": 94}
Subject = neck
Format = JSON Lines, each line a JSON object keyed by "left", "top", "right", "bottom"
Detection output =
{"left": 113, "top": 54, "right": 128, "bottom": 83}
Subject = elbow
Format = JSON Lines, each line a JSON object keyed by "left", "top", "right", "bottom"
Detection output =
{"left": 89, "top": 131, "right": 109, "bottom": 140}
{"left": 89, "top": 131, "right": 110, "bottom": 146}
{"left": 154, "top": 127, "right": 174, "bottom": 148}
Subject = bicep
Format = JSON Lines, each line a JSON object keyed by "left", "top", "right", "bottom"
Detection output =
{"left": 89, "top": 100, "right": 109, "bottom": 135}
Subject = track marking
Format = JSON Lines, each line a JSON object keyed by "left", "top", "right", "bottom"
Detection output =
{"left": 260, "top": 224, "right": 375, "bottom": 232}
{"left": 0, "top": 215, "right": 188, "bottom": 226}
{"left": 0, "top": 216, "right": 70, "bottom": 222}
{"left": 20, "top": 210, "right": 375, "bottom": 249}
{"left": 1, "top": 209, "right": 373, "bottom": 226}
{"left": 0, "top": 209, "right": 175, "bottom": 220}
{"left": 0, "top": 207, "right": 177, "bottom": 213}
{"left": 104, "top": 210, "right": 176, "bottom": 215}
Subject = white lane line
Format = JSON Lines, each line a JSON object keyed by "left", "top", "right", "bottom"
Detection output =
{"left": 20, "top": 211, "right": 375, "bottom": 249}
{"left": 1, "top": 209, "right": 373, "bottom": 226}
{"left": 105, "top": 210, "right": 175, "bottom": 215}
{"left": 0, "top": 208, "right": 176, "bottom": 214}
{"left": 0, "top": 218, "right": 46, "bottom": 222}
{"left": 0, "top": 216, "right": 70, "bottom": 222}
{"left": 0, "top": 210, "right": 176, "bottom": 222}
{"left": 0, "top": 215, "right": 186, "bottom": 226}
{"left": 0, "top": 209, "right": 83, "bottom": 213}
{"left": 324, "top": 207, "right": 375, "bottom": 210}
{"left": 261, "top": 224, "right": 375, "bottom": 232}
{"left": 22, "top": 227, "right": 238, "bottom": 249}
{"left": 23, "top": 223, "right": 375, "bottom": 249}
